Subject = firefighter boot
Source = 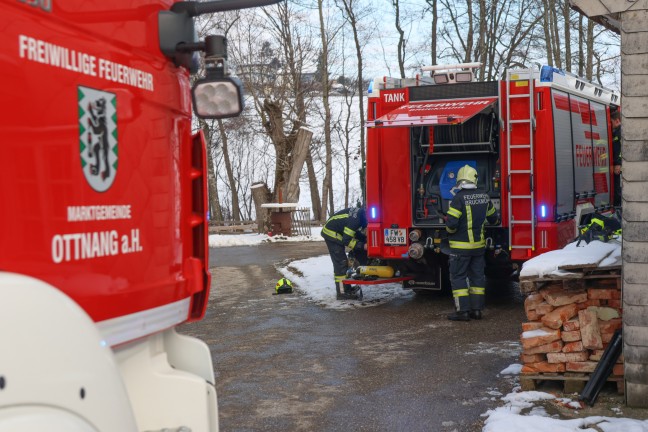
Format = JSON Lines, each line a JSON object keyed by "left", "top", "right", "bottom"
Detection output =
{"left": 468, "top": 286, "right": 485, "bottom": 320}
{"left": 447, "top": 311, "right": 470, "bottom": 321}
{"left": 336, "top": 281, "right": 361, "bottom": 300}
{"left": 449, "top": 287, "right": 471, "bottom": 321}
{"left": 349, "top": 285, "right": 363, "bottom": 300}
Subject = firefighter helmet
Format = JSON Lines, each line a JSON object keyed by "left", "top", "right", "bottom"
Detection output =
{"left": 456, "top": 165, "right": 478, "bottom": 187}
{"left": 275, "top": 277, "right": 293, "bottom": 294}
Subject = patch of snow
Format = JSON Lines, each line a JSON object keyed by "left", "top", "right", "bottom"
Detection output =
{"left": 522, "top": 329, "right": 552, "bottom": 339}
{"left": 520, "top": 240, "right": 620, "bottom": 279}
{"left": 260, "top": 203, "right": 299, "bottom": 209}
{"left": 482, "top": 389, "right": 648, "bottom": 432}
{"left": 277, "top": 254, "right": 413, "bottom": 310}
{"left": 465, "top": 341, "right": 521, "bottom": 358}
{"left": 500, "top": 363, "right": 523, "bottom": 375}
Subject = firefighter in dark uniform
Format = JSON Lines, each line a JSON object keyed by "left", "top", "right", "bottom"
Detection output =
{"left": 445, "top": 165, "right": 500, "bottom": 321}
{"left": 611, "top": 110, "right": 622, "bottom": 208}
{"left": 321, "top": 207, "right": 368, "bottom": 300}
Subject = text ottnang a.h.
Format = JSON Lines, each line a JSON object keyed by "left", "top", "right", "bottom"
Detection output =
{"left": 51, "top": 205, "right": 142, "bottom": 264}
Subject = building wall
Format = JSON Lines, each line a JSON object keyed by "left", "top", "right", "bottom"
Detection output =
{"left": 620, "top": 5, "right": 648, "bottom": 408}
{"left": 571, "top": 0, "right": 648, "bottom": 407}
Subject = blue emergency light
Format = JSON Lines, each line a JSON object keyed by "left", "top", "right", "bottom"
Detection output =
{"left": 540, "top": 205, "right": 547, "bottom": 218}
{"left": 371, "top": 206, "right": 377, "bottom": 219}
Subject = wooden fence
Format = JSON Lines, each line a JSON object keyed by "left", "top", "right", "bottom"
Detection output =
{"left": 291, "top": 207, "right": 312, "bottom": 237}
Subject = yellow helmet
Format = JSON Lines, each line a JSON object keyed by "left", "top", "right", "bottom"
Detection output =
{"left": 456, "top": 165, "right": 478, "bottom": 186}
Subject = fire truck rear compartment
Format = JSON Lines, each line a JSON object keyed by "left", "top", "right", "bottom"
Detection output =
{"left": 410, "top": 111, "right": 501, "bottom": 228}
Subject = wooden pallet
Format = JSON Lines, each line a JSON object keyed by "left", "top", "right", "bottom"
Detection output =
{"left": 519, "top": 268, "right": 621, "bottom": 294}
{"left": 520, "top": 373, "right": 624, "bottom": 394}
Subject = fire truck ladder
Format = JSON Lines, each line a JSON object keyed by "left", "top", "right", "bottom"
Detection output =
{"left": 506, "top": 69, "right": 535, "bottom": 252}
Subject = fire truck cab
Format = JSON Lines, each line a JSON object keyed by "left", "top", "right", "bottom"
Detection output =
{"left": 1, "top": 1, "right": 271, "bottom": 431}
{"left": 365, "top": 63, "right": 619, "bottom": 291}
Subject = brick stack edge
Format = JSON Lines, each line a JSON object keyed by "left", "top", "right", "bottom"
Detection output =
{"left": 521, "top": 280, "right": 624, "bottom": 377}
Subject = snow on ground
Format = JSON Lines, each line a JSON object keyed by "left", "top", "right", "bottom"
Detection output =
{"left": 209, "top": 226, "right": 324, "bottom": 247}
{"left": 520, "top": 239, "right": 621, "bottom": 279}
{"left": 482, "top": 364, "right": 648, "bottom": 432}
{"left": 277, "top": 254, "right": 413, "bottom": 310}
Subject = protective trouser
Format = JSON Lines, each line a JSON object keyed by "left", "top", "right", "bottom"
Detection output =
{"left": 614, "top": 173, "right": 622, "bottom": 207}
{"left": 326, "top": 240, "right": 353, "bottom": 295}
{"left": 448, "top": 253, "right": 486, "bottom": 312}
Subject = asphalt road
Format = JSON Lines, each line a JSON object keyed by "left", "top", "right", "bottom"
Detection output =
{"left": 182, "top": 241, "right": 527, "bottom": 432}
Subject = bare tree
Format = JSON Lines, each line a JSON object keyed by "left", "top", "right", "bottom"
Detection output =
{"left": 318, "top": 0, "right": 334, "bottom": 219}
{"left": 392, "top": 0, "right": 407, "bottom": 78}
{"left": 228, "top": 5, "right": 316, "bottom": 225}
{"left": 425, "top": 0, "right": 438, "bottom": 65}
{"left": 198, "top": 119, "right": 223, "bottom": 222}
{"left": 336, "top": 0, "right": 370, "bottom": 198}
{"left": 585, "top": 18, "right": 594, "bottom": 80}
{"left": 562, "top": 0, "right": 572, "bottom": 72}
{"left": 216, "top": 119, "right": 241, "bottom": 221}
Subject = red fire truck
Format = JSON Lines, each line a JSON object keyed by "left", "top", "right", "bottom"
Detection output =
{"left": 0, "top": 1, "right": 274, "bottom": 430}
{"left": 364, "top": 63, "right": 619, "bottom": 291}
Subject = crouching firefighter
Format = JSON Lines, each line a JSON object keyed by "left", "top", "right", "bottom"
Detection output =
{"left": 445, "top": 165, "right": 500, "bottom": 321}
{"left": 321, "top": 207, "right": 368, "bottom": 300}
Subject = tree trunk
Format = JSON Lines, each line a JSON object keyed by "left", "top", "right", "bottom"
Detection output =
{"left": 217, "top": 119, "right": 240, "bottom": 222}
{"left": 284, "top": 127, "right": 312, "bottom": 203}
{"left": 261, "top": 97, "right": 298, "bottom": 203}
{"left": 563, "top": 0, "right": 572, "bottom": 73}
{"left": 319, "top": 0, "right": 334, "bottom": 222}
{"left": 306, "top": 153, "right": 322, "bottom": 221}
{"left": 338, "top": 0, "right": 367, "bottom": 193}
{"left": 206, "top": 149, "right": 223, "bottom": 223}
{"left": 550, "top": 2, "right": 562, "bottom": 69}
{"left": 543, "top": 0, "right": 554, "bottom": 67}
{"left": 577, "top": 14, "right": 584, "bottom": 76}
{"left": 393, "top": 0, "right": 406, "bottom": 78}
{"left": 478, "top": 0, "right": 486, "bottom": 79}
{"left": 251, "top": 182, "right": 272, "bottom": 234}
{"left": 200, "top": 120, "right": 223, "bottom": 222}
{"left": 346, "top": 0, "right": 366, "bottom": 176}
{"left": 464, "top": 0, "right": 473, "bottom": 63}
{"left": 427, "top": 0, "right": 437, "bottom": 66}
{"left": 585, "top": 20, "right": 594, "bottom": 80}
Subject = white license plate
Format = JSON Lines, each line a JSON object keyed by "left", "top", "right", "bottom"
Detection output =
{"left": 384, "top": 228, "right": 407, "bottom": 245}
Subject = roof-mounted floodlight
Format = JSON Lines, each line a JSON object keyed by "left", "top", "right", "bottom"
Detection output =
{"left": 159, "top": 0, "right": 283, "bottom": 119}
{"left": 422, "top": 62, "right": 482, "bottom": 85}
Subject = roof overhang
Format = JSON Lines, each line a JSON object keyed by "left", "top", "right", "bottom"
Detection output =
{"left": 366, "top": 97, "right": 497, "bottom": 128}
{"left": 569, "top": 0, "right": 622, "bottom": 34}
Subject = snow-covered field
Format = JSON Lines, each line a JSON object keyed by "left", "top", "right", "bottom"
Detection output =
{"left": 209, "top": 226, "right": 324, "bottom": 247}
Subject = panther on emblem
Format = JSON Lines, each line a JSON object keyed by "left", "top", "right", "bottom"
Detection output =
{"left": 87, "top": 97, "right": 110, "bottom": 180}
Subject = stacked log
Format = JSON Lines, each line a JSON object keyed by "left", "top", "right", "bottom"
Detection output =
{"left": 519, "top": 268, "right": 624, "bottom": 391}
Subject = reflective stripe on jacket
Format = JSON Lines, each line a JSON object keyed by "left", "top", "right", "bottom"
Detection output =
{"left": 446, "top": 188, "right": 499, "bottom": 254}
{"left": 321, "top": 207, "right": 366, "bottom": 250}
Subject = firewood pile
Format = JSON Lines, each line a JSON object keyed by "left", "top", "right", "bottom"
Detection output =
{"left": 518, "top": 240, "right": 623, "bottom": 392}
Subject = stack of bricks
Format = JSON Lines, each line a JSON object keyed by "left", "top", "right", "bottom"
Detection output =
{"left": 520, "top": 281, "right": 623, "bottom": 379}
